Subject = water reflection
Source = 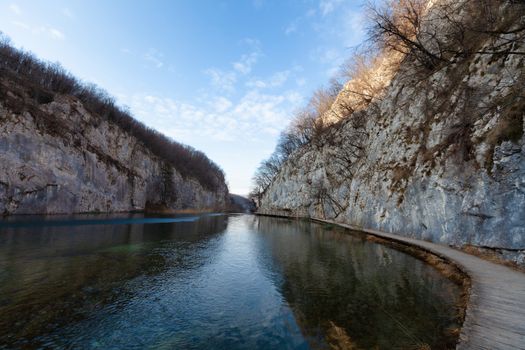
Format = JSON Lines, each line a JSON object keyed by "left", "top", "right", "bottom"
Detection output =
{"left": 0, "top": 214, "right": 461, "bottom": 349}
{"left": 254, "top": 216, "right": 461, "bottom": 349}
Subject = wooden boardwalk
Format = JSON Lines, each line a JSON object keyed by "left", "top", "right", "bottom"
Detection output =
{"left": 310, "top": 218, "right": 525, "bottom": 349}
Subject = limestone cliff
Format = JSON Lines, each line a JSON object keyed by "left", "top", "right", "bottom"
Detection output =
{"left": 258, "top": 1, "right": 525, "bottom": 265}
{"left": 0, "top": 77, "right": 229, "bottom": 215}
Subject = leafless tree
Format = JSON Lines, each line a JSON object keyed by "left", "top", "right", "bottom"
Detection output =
{"left": 0, "top": 33, "right": 225, "bottom": 191}
{"left": 367, "top": 0, "right": 525, "bottom": 71}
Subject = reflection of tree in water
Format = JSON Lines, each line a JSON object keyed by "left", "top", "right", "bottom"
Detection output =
{"left": 0, "top": 214, "right": 228, "bottom": 347}
{"left": 255, "top": 216, "right": 461, "bottom": 349}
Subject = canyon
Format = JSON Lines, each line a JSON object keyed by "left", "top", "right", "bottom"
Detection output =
{"left": 257, "top": 1, "right": 525, "bottom": 266}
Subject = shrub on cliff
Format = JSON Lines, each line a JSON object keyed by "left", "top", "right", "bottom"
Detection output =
{"left": 0, "top": 34, "right": 225, "bottom": 192}
{"left": 368, "top": 0, "right": 525, "bottom": 70}
{"left": 250, "top": 0, "right": 525, "bottom": 201}
{"left": 249, "top": 81, "right": 342, "bottom": 203}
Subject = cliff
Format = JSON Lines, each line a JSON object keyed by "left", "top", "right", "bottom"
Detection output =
{"left": 0, "top": 47, "right": 228, "bottom": 215}
{"left": 228, "top": 194, "right": 256, "bottom": 213}
{"left": 258, "top": 1, "right": 525, "bottom": 265}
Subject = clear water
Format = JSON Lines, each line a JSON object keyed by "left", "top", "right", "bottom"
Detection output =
{"left": 0, "top": 214, "right": 461, "bottom": 349}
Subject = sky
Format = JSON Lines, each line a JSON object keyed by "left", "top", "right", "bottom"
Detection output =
{"left": 1, "top": 0, "right": 367, "bottom": 195}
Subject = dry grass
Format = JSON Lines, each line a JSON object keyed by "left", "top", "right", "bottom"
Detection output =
{"left": 462, "top": 245, "right": 525, "bottom": 272}
{"left": 326, "top": 321, "right": 361, "bottom": 350}
{"left": 323, "top": 50, "right": 405, "bottom": 126}
{"left": 486, "top": 109, "right": 524, "bottom": 146}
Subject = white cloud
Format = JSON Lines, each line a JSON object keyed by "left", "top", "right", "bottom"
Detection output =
{"left": 310, "top": 46, "right": 347, "bottom": 77}
{"left": 62, "top": 8, "right": 75, "bottom": 19}
{"left": 121, "top": 86, "right": 303, "bottom": 144}
{"left": 49, "top": 28, "right": 65, "bottom": 40}
{"left": 310, "top": 46, "right": 341, "bottom": 65}
{"left": 9, "top": 3, "right": 21, "bottom": 15}
{"left": 246, "top": 70, "right": 290, "bottom": 89}
{"left": 285, "top": 20, "right": 298, "bottom": 35}
{"left": 233, "top": 51, "right": 258, "bottom": 75}
{"left": 204, "top": 42, "right": 261, "bottom": 92}
{"left": 321, "top": 48, "right": 341, "bottom": 63}
{"left": 120, "top": 40, "right": 305, "bottom": 159}
{"left": 302, "top": 1, "right": 369, "bottom": 80}
{"left": 12, "top": 21, "right": 66, "bottom": 40}
{"left": 232, "top": 38, "right": 261, "bottom": 75}
{"left": 117, "top": 39, "right": 307, "bottom": 195}
{"left": 241, "top": 38, "right": 261, "bottom": 49}
{"left": 319, "top": 0, "right": 343, "bottom": 16}
{"left": 204, "top": 68, "right": 237, "bottom": 93}
{"left": 284, "top": 7, "right": 317, "bottom": 36}
{"left": 211, "top": 96, "right": 233, "bottom": 113}
{"left": 11, "top": 20, "right": 29, "bottom": 30}
{"left": 340, "top": 8, "right": 366, "bottom": 47}
{"left": 306, "top": 8, "right": 316, "bottom": 17}
{"left": 144, "top": 48, "right": 164, "bottom": 68}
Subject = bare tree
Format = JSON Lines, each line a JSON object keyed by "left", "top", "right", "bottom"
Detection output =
{"left": 367, "top": 0, "right": 525, "bottom": 71}
{"left": 367, "top": 0, "right": 446, "bottom": 69}
{"left": 0, "top": 33, "right": 226, "bottom": 191}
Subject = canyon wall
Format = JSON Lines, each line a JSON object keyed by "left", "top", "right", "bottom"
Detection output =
{"left": 259, "top": 1, "right": 525, "bottom": 265}
{"left": 0, "top": 79, "right": 228, "bottom": 215}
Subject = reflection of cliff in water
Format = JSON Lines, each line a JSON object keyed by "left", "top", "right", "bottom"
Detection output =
{"left": 254, "top": 216, "right": 461, "bottom": 349}
{"left": 0, "top": 214, "right": 228, "bottom": 346}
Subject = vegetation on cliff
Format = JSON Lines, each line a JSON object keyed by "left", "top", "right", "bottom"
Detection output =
{"left": 0, "top": 34, "right": 225, "bottom": 192}
{"left": 250, "top": 0, "right": 525, "bottom": 204}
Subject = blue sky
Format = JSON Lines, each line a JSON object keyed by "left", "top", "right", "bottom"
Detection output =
{"left": 1, "top": 0, "right": 367, "bottom": 195}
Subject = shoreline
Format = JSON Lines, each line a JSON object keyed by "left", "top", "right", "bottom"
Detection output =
{"left": 0, "top": 208, "right": 228, "bottom": 218}
{"left": 256, "top": 212, "right": 525, "bottom": 349}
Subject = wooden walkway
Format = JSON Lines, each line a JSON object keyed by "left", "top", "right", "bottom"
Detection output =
{"left": 308, "top": 218, "right": 525, "bottom": 349}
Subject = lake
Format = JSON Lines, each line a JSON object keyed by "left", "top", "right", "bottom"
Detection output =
{"left": 0, "top": 213, "right": 461, "bottom": 349}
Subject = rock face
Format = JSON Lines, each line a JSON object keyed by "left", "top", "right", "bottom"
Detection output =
{"left": 259, "top": 3, "right": 525, "bottom": 265}
{"left": 0, "top": 81, "right": 228, "bottom": 215}
{"left": 228, "top": 194, "right": 256, "bottom": 213}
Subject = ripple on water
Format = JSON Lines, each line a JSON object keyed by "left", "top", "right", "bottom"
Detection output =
{"left": 0, "top": 214, "right": 462, "bottom": 349}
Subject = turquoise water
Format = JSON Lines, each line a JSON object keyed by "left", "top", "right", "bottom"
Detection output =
{"left": 0, "top": 214, "right": 461, "bottom": 349}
